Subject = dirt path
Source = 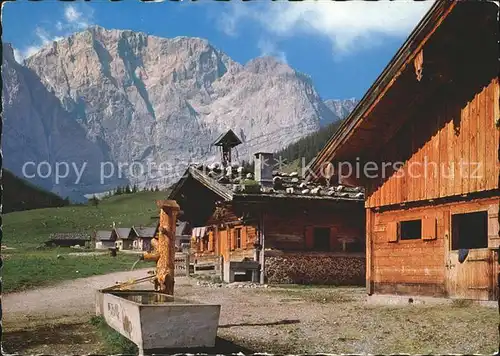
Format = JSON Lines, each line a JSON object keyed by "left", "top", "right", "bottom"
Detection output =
{"left": 2, "top": 272, "right": 498, "bottom": 355}
{"left": 2, "top": 268, "right": 164, "bottom": 355}
{"left": 3, "top": 268, "right": 154, "bottom": 320}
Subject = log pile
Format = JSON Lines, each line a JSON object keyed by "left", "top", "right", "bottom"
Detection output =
{"left": 265, "top": 253, "right": 365, "bottom": 285}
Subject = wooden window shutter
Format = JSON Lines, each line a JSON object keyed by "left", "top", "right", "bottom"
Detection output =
{"left": 305, "top": 226, "right": 314, "bottom": 249}
{"left": 488, "top": 205, "right": 500, "bottom": 243}
{"left": 422, "top": 217, "right": 437, "bottom": 240}
{"left": 209, "top": 231, "right": 214, "bottom": 251}
{"left": 387, "top": 222, "right": 398, "bottom": 243}
{"left": 242, "top": 227, "right": 248, "bottom": 249}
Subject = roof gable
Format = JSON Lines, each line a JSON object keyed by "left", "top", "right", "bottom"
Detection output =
{"left": 113, "top": 227, "right": 133, "bottom": 240}
{"left": 309, "top": 2, "right": 498, "bottom": 184}
{"left": 308, "top": 1, "right": 458, "bottom": 176}
{"left": 213, "top": 129, "right": 242, "bottom": 147}
{"left": 132, "top": 226, "right": 156, "bottom": 238}
{"left": 96, "top": 230, "right": 113, "bottom": 241}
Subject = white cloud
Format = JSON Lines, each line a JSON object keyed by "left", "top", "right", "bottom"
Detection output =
{"left": 23, "top": 46, "right": 44, "bottom": 59}
{"left": 13, "top": 48, "right": 23, "bottom": 64}
{"left": 220, "top": 1, "right": 434, "bottom": 56}
{"left": 217, "top": 4, "right": 251, "bottom": 37}
{"left": 35, "top": 27, "right": 51, "bottom": 46}
{"left": 64, "top": 5, "right": 93, "bottom": 30}
{"left": 257, "top": 38, "right": 287, "bottom": 64}
{"left": 16, "top": 4, "right": 94, "bottom": 61}
{"left": 65, "top": 6, "right": 81, "bottom": 22}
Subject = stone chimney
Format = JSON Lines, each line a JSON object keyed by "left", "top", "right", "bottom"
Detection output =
{"left": 254, "top": 152, "right": 274, "bottom": 188}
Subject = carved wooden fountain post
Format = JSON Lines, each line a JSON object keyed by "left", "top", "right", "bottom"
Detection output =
{"left": 156, "top": 200, "right": 180, "bottom": 295}
{"left": 142, "top": 200, "right": 180, "bottom": 295}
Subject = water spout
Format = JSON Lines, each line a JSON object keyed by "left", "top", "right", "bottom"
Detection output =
{"left": 131, "top": 257, "right": 141, "bottom": 271}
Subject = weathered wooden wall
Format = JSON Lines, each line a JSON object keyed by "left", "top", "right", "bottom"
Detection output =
{"left": 194, "top": 202, "right": 365, "bottom": 264}
{"left": 367, "top": 196, "right": 499, "bottom": 299}
{"left": 264, "top": 206, "right": 365, "bottom": 251}
{"left": 366, "top": 78, "right": 499, "bottom": 208}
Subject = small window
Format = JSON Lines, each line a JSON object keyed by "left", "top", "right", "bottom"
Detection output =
{"left": 400, "top": 220, "right": 422, "bottom": 240}
{"left": 235, "top": 229, "right": 242, "bottom": 249}
{"left": 452, "top": 211, "right": 488, "bottom": 250}
{"left": 313, "top": 227, "right": 331, "bottom": 251}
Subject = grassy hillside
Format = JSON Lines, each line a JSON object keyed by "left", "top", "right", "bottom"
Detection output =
{"left": 3, "top": 190, "right": 167, "bottom": 248}
{"left": 2, "top": 190, "right": 168, "bottom": 293}
{"left": 3, "top": 249, "right": 155, "bottom": 293}
{"left": 1, "top": 169, "right": 69, "bottom": 213}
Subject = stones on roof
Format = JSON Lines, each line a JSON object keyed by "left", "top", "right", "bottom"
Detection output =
{"left": 190, "top": 163, "right": 364, "bottom": 200}
{"left": 208, "top": 162, "right": 221, "bottom": 171}
{"left": 310, "top": 187, "right": 320, "bottom": 195}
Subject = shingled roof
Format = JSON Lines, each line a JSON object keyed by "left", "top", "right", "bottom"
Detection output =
{"left": 132, "top": 226, "right": 156, "bottom": 238}
{"left": 113, "top": 228, "right": 133, "bottom": 240}
{"left": 176, "top": 221, "right": 189, "bottom": 236}
{"left": 170, "top": 163, "right": 364, "bottom": 202}
{"left": 95, "top": 230, "right": 113, "bottom": 241}
{"left": 48, "top": 233, "right": 91, "bottom": 241}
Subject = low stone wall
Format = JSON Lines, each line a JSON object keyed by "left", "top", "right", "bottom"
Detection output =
{"left": 265, "top": 251, "right": 365, "bottom": 285}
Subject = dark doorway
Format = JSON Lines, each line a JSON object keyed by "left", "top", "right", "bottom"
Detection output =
{"left": 313, "top": 227, "right": 331, "bottom": 251}
{"left": 451, "top": 211, "right": 488, "bottom": 250}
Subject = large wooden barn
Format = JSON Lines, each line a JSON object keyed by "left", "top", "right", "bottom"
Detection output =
{"left": 169, "top": 132, "right": 366, "bottom": 285}
{"left": 308, "top": 1, "right": 499, "bottom": 300}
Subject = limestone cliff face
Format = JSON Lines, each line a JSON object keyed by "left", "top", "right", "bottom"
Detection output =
{"left": 324, "top": 98, "right": 359, "bottom": 123}
{"left": 4, "top": 27, "right": 357, "bottom": 197}
{"left": 2, "top": 43, "right": 113, "bottom": 200}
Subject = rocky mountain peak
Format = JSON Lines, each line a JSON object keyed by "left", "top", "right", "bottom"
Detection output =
{"left": 324, "top": 98, "right": 360, "bottom": 121}
{"left": 2, "top": 42, "right": 15, "bottom": 62}
{"left": 4, "top": 27, "right": 357, "bottom": 199}
{"left": 244, "top": 56, "right": 295, "bottom": 75}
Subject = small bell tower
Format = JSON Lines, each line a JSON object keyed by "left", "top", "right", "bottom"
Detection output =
{"left": 213, "top": 129, "right": 242, "bottom": 167}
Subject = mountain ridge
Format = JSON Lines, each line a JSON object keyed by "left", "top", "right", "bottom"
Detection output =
{"left": 3, "top": 28, "right": 357, "bottom": 199}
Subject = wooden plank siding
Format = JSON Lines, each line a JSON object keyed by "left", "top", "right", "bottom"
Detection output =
{"left": 263, "top": 208, "right": 365, "bottom": 252}
{"left": 199, "top": 201, "right": 365, "bottom": 265}
{"left": 366, "top": 78, "right": 499, "bottom": 208}
{"left": 371, "top": 196, "right": 498, "bottom": 297}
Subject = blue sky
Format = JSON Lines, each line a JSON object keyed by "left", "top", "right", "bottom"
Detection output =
{"left": 3, "top": 1, "right": 433, "bottom": 100}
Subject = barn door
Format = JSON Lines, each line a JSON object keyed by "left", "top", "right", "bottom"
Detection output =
{"left": 445, "top": 209, "right": 494, "bottom": 300}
